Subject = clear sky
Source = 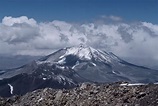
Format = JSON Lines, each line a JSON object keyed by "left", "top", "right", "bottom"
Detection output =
{"left": 0, "top": 0, "right": 157, "bottom": 23}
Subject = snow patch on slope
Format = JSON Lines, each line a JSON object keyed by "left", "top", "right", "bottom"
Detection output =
{"left": 91, "top": 62, "right": 96, "bottom": 66}
{"left": 72, "top": 61, "right": 80, "bottom": 69}
{"left": 8, "top": 84, "right": 13, "bottom": 94}
{"left": 43, "top": 78, "right": 47, "bottom": 80}
{"left": 58, "top": 58, "right": 66, "bottom": 64}
{"left": 112, "top": 70, "right": 117, "bottom": 74}
{"left": 120, "top": 83, "right": 146, "bottom": 86}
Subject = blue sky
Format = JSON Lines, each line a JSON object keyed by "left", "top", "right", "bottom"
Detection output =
{"left": 0, "top": 0, "right": 158, "bottom": 23}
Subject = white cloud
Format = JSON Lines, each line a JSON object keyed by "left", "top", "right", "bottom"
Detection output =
{"left": 101, "top": 15, "right": 122, "bottom": 21}
{"left": 2, "top": 16, "right": 37, "bottom": 27}
{"left": 109, "top": 15, "right": 122, "bottom": 21}
{"left": 0, "top": 16, "right": 158, "bottom": 63}
{"left": 0, "top": 16, "right": 39, "bottom": 45}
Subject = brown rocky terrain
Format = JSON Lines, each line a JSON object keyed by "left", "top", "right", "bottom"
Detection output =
{"left": 0, "top": 82, "right": 158, "bottom": 106}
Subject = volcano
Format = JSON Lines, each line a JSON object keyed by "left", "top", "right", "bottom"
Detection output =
{"left": 0, "top": 45, "right": 158, "bottom": 97}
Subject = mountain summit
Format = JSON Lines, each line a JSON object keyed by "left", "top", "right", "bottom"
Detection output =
{"left": 38, "top": 44, "right": 120, "bottom": 66}
{"left": 0, "top": 45, "right": 158, "bottom": 97}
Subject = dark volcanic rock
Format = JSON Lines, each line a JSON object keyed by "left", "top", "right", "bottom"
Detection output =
{"left": 0, "top": 83, "right": 158, "bottom": 106}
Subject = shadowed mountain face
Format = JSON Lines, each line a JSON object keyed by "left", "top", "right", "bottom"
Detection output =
{"left": 0, "top": 45, "right": 158, "bottom": 97}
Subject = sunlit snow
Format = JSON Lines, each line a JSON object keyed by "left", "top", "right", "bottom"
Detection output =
{"left": 43, "top": 78, "right": 47, "bottom": 80}
{"left": 120, "top": 83, "right": 146, "bottom": 86}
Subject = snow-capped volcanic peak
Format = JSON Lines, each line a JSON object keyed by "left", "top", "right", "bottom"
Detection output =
{"left": 37, "top": 44, "right": 121, "bottom": 65}
{"left": 37, "top": 45, "right": 120, "bottom": 66}
{"left": 60, "top": 44, "right": 120, "bottom": 62}
{"left": 60, "top": 45, "right": 93, "bottom": 60}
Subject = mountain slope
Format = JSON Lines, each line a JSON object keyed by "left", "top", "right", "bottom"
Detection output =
{"left": 0, "top": 45, "right": 158, "bottom": 97}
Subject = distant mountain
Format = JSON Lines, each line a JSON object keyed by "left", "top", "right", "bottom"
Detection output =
{"left": 0, "top": 45, "right": 158, "bottom": 97}
{"left": 122, "top": 57, "right": 158, "bottom": 70}
{"left": 0, "top": 55, "right": 41, "bottom": 69}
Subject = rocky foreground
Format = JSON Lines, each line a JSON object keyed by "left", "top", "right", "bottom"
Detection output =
{"left": 0, "top": 82, "right": 158, "bottom": 106}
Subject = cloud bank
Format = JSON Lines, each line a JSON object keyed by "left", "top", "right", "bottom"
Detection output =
{"left": 0, "top": 16, "right": 158, "bottom": 61}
